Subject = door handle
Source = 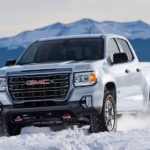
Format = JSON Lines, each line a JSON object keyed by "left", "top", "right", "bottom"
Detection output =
{"left": 125, "top": 69, "right": 130, "bottom": 73}
{"left": 136, "top": 68, "right": 141, "bottom": 72}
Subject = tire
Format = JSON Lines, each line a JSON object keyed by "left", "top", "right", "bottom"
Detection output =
{"left": 90, "top": 89, "right": 117, "bottom": 133}
{"left": 8, "top": 124, "right": 22, "bottom": 136}
{"left": 0, "top": 116, "right": 9, "bottom": 136}
{"left": 0, "top": 115, "right": 22, "bottom": 136}
{"left": 50, "top": 124, "right": 67, "bottom": 131}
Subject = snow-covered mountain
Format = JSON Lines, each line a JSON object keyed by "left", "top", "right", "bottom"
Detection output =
{"left": 1, "top": 18, "right": 150, "bottom": 49}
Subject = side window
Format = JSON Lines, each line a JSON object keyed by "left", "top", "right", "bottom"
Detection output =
{"left": 22, "top": 42, "right": 39, "bottom": 63}
{"left": 108, "top": 38, "right": 120, "bottom": 63}
{"left": 117, "top": 39, "right": 133, "bottom": 61}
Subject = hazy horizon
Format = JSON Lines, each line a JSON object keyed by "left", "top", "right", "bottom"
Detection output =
{"left": 0, "top": 0, "right": 150, "bottom": 37}
{"left": 0, "top": 18, "right": 150, "bottom": 39}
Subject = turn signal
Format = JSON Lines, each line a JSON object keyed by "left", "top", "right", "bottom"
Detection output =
{"left": 90, "top": 73, "right": 97, "bottom": 83}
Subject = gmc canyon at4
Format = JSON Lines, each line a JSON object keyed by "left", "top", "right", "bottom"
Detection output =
{"left": 0, "top": 34, "right": 149, "bottom": 136}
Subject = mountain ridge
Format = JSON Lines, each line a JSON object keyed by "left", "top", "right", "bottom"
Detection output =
{"left": 1, "top": 18, "right": 150, "bottom": 49}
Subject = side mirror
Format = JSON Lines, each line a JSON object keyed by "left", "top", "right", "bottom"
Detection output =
{"left": 5, "top": 59, "right": 16, "bottom": 67}
{"left": 113, "top": 53, "right": 128, "bottom": 64}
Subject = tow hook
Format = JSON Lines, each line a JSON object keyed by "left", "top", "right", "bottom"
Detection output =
{"left": 14, "top": 115, "right": 23, "bottom": 123}
{"left": 62, "top": 113, "right": 72, "bottom": 120}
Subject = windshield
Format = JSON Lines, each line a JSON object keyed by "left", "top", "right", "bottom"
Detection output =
{"left": 18, "top": 38, "right": 104, "bottom": 65}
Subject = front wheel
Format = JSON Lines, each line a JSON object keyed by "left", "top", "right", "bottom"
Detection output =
{"left": 0, "top": 116, "right": 9, "bottom": 136}
{"left": 0, "top": 116, "right": 22, "bottom": 136}
{"left": 90, "top": 90, "right": 117, "bottom": 133}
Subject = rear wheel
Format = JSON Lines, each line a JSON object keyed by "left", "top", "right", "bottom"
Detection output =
{"left": 90, "top": 90, "right": 117, "bottom": 133}
{"left": 50, "top": 124, "right": 68, "bottom": 131}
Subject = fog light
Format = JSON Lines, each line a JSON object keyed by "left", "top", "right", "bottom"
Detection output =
{"left": 80, "top": 96, "right": 92, "bottom": 108}
{"left": 86, "top": 96, "right": 92, "bottom": 107}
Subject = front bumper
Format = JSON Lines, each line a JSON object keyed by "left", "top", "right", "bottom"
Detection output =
{"left": 1, "top": 101, "right": 101, "bottom": 126}
{"left": 0, "top": 76, "right": 103, "bottom": 126}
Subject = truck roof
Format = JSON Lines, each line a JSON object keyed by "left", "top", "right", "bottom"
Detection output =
{"left": 38, "top": 34, "right": 127, "bottom": 42}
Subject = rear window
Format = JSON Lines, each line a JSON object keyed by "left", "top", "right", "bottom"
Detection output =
{"left": 18, "top": 38, "right": 104, "bottom": 65}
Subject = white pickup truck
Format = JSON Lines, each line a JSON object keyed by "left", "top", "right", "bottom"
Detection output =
{"left": 0, "top": 34, "right": 149, "bottom": 136}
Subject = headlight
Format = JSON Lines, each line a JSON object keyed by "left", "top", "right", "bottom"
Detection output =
{"left": 0, "top": 78, "right": 7, "bottom": 90}
{"left": 74, "top": 72, "right": 97, "bottom": 86}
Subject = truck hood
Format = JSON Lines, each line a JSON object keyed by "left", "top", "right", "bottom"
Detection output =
{"left": 0, "top": 61, "right": 101, "bottom": 76}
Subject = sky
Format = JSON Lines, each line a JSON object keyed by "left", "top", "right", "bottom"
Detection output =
{"left": 0, "top": 0, "right": 150, "bottom": 37}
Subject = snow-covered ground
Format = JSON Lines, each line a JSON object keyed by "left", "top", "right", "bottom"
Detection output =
{"left": 0, "top": 114, "right": 150, "bottom": 150}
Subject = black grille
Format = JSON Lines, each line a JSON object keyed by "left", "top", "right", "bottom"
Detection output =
{"left": 8, "top": 73, "right": 70, "bottom": 101}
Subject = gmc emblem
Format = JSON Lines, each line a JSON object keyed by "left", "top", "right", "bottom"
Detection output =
{"left": 26, "top": 79, "right": 51, "bottom": 86}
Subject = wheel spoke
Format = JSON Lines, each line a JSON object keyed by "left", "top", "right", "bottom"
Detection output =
{"left": 105, "top": 98, "right": 115, "bottom": 131}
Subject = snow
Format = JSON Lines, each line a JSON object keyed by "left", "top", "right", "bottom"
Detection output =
{"left": 1, "top": 18, "right": 150, "bottom": 50}
{"left": 0, "top": 114, "right": 150, "bottom": 150}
